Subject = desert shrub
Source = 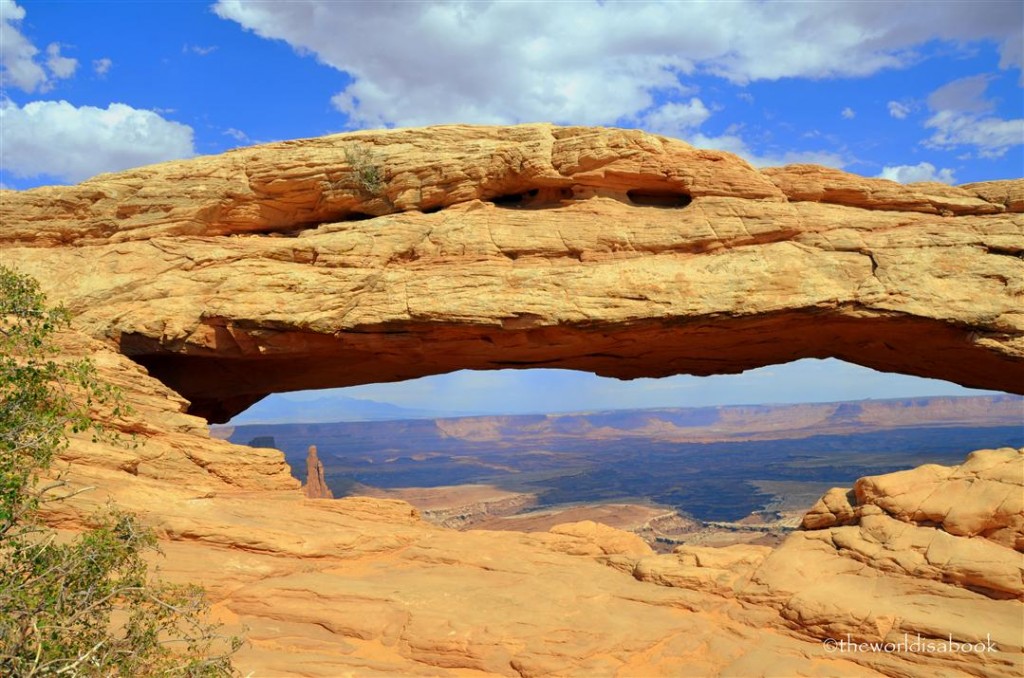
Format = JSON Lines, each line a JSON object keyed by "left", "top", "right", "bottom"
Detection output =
{"left": 0, "top": 265, "right": 239, "bottom": 676}
{"left": 344, "top": 145, "right": 385, "bottom": 195}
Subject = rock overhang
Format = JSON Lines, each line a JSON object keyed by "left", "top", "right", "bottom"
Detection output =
{"left": 1, "top": 123, "right": 1022, "bottom": 423}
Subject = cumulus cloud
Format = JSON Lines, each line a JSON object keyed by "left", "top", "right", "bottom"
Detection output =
{"left": 0, "top": 100, "right": 195, "bottom": 183}
{"left": 877, "top": 162, "right": 957, "bottom": 184}
{"left": 93, "top": 57, "right": 112, "bottom": 76}
{"left": 636, "top": 98, "right": 711, "bottom": 137}
{"left": 44, "top": 42, "right": 77, "bottom": 79}
{"left": 1, "top": 2, "right": 82, "bottom": 91}
{"left": 923, "top": 74, "right": 1023, "bottom": 158}
{"left": 841, "top": 107, "right": 856, "bottom": 119}
{"left": 214, "top": 0, "right": 1023, "bottom": 129}
{"left": 1, "top": 0, "right": 47, "bottom": 91}
{"left": 888, "top": 101, "right": 911, "bottom": 119}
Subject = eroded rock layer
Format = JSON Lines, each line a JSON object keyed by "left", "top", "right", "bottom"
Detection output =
{"left": 2, "top": 124, "right": 1022, "bottom": 421}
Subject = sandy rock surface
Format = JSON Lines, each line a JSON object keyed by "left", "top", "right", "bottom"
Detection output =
{"left": 45, "top": 337, "right": 1022, "bottom": 676}
{"left": 5, "top": 125, "right": 1022, "bottom": 676}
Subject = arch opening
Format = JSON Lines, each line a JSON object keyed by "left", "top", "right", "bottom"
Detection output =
{"left": 216, "top": 362, "right": 1024, "bottom": 545}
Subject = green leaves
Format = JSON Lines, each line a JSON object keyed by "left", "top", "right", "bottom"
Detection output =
{"left": 0, "top": 266, "right": 239, "bottom": 676}
{"left": 1, "top": 507, "right": 236, "bottom": 676}
{"left": 344, "top": 145, "right": 386, "bottom": 196}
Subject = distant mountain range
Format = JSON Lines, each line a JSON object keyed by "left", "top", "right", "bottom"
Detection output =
{"left": 226, "top": 393, "right": 474, "bottom": 425}
{"left": 215, "top": 393, "right": 1024, "bottom": 446}
{"left": 223, "top": 392, "right": 1024, "bottom": 432}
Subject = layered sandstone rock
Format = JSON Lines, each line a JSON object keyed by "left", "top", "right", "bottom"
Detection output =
{"left": 4, "top": 125, "right": 1023, "bottom": 676}
{"left": 2, "top": 124, "right": 1021, "bottom": 422}
{"left": 743, "top": 448, "right": 1024, "bottom": 677}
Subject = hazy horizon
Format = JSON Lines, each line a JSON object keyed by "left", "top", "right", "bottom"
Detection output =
{"left": 224, "top": 358, "right": 1008, "bottom": 426}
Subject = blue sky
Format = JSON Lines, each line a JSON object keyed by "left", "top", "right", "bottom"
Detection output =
{"left": 1, "top": 0, "right": 1021, "bottom": 419}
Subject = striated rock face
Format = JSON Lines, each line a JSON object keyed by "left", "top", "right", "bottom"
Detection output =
{"left": 805, "top": 448, "right": 1024, "bottom": 549}
{"left": 2, "top": 124, "right": 1021, "bottom": 422}
{"left": 4, "top": 125, "right": 1023, "bottom": 676}
{"left": 742, "top": 448, "right": 1024, "bottom": 677}
{"left": 303, "top": 445, "right": 333, "bottom": 499}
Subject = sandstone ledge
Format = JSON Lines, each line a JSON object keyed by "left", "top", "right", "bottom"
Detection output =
{"left": 2, "top": 124, "right": 1022, "bottom": 422}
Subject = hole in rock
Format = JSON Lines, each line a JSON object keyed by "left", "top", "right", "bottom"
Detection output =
{"left": 490, "top": 189, "right": 539, "bottom": 207}
{"left": 342, "top": 211, "right": 376, "bottom": 222}
{"left": 213, "top": 360, "right": 1022, "bottom": 551}
{"left": 626, "top": 188, "right": 692, "bottom": 208}
{"left": 489, "top": 187, "right": 576, "bottom": 209}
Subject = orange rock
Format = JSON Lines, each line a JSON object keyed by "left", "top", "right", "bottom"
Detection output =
{"left": 2, "top": 125, "right": 1021, "bottom": 422}
{"left": 5, "top": 125, "right": 1022, "bottom": 676}
{"left": 856, "top": 448, "right": 1024, "bottom": 547}
{"left": 802, "top": 487, "right": 859, "bottom": 529}
{"left": 303, "top": 445, "right": 333, "bottom": 499}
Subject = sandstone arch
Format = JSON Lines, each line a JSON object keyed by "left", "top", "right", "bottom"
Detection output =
{"left": 2, "top": 124, "right": 1022, "bottom": 422}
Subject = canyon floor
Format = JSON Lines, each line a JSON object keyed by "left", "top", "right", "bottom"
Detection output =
{"left": 217, "top": 395, "right": 1024, "bottom": 552}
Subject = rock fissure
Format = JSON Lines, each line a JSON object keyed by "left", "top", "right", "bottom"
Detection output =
{"left": 985, "top": 244, "right": 1024, "bottom": 258}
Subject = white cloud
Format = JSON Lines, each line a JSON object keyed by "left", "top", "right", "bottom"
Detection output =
{"left": 637, "top": 98, "right": 711, "bottom": 137}
{"left": 888, "top": 100, "right": 911, "bottom": 119}
{"left": 1, "top": 0, "right": 47, "bottom": 91}
{"left": 928, "top": 74, "right": 993, "bottom": 113}
{"left": 841, "top": 107, "right": 856, "bottom": 119}
{"left": 214, "top": 0, "right": 1023, "bottom": 129}
{"left": 44, "top": 42, "right": 77, "bottom": 79}
{"left": 925, "top": 112, "right": 1024, "bottom": 158}
{"left": 688, "top": 132, "right": 846, "bottom": 169}
{"left": 1, "top": 2, "right": 83, "bottom": 91}
{"left": 223, "top": 127, "right": 250, "bottom": 142}
{"left": 183, "top": 44, "right": 218, "bottom": 56}
{"left": 923, "top": 75, "right": 1023, "bottom": 158}
{"left": 0, "top": 100, "right": 195, "bottom": 183}
{"left": 877, "top": 162, "right": 957, "bottom": 184}
{"left": 93, "top": 57, "right": 112, "bottom": 76}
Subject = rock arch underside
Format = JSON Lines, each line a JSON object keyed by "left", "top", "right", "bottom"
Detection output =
{"left": 3, "top": 125, "right": 1023, "bottom": 677}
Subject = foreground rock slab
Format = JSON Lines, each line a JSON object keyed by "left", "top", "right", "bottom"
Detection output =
{"left": 33, "top": 326, "right": 1022, "bottom": 677}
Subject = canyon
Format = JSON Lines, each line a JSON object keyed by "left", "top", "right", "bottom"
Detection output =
{"left": 1, "top": 124, "right": 1022, "bottom": 676}
{"left": 220, "top": 395, "right": 1024, "bottom": 549}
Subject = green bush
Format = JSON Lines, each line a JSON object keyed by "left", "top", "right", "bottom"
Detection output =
{"left": 344, "top": 145, "right": 385, "bottom": 195}
{"left": 0, "top": 265, "right": 239, "bottom": 676}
